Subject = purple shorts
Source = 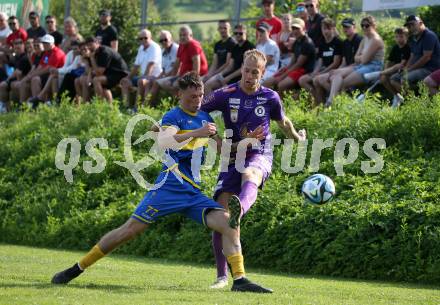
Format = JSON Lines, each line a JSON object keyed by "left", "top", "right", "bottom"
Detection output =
{"left": 213, "top": 154, "right": 272, "bottom": 200}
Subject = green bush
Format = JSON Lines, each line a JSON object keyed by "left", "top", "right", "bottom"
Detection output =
{"left": 1, "top": 93, "right": 440, "bottom": 283}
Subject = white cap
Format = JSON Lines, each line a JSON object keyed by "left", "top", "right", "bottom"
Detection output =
{"left": 40, "top": 34, "right": 55, "bottom": 44}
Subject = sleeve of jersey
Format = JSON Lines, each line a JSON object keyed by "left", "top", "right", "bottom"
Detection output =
{"left": 201, "top": 89, "right": 225, "bottom": 113}
{"left": 161, "top": 110, "right": 180, "bottom": 130}
{"left": 269, "top": 91, "right": 285, "bottom": 121}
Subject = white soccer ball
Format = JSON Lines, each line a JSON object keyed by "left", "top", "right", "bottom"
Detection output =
{"left": 301, "top": 174, "right": 335, "bottom": 205}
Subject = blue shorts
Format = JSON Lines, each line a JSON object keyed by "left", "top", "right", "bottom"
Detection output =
{"left": 354, "top": 60, "right": 383, "bottom": 82}
{"left": 131, "top": 75, "right": 153, "bottom": 87}
{"left": 132, "top": 185, "right": 224, "bottom": 226}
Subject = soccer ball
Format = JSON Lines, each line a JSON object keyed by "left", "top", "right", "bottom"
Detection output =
{"left": 301, "top": 174, "right": 335, "bottom": 205}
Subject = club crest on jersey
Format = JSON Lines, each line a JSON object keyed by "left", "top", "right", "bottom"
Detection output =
{"left": 244, "top": 100, "right": 253, "bottom": 108}
{"left": 230, "top": 109, "right": 238, "bottom": 123}
{"left": 255, "top": 105, "right": 265, "bottom": 117}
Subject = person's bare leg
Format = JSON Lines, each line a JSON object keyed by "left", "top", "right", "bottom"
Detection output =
{"left": 30, "top": 76, "right": 42, "bottom": 98}
{"left": 424, "top": 76, "right": 438, "bottom": 96}
{"left": 120, "top": 77, "right": 132, "bottom": 106}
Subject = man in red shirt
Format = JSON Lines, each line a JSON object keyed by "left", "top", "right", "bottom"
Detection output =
{"left": 0, "top": 16, "right": 27, "bottom": 64}
{"left": 27, "top": 34, "right": 65, "bottom": 104}
{"left": 147, "top": 25, "right": 208, "bottom": 105}
{"left": 256, "top": 0, "right": 282, "bottom": 40}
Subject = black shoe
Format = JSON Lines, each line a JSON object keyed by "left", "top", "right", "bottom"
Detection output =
{"left": 231, "top": 277, "right": 273, "bottom": 293}
{"left": 228, "top": 195, "right": 242, "bottom": 229}
{"left": 51, "top": 263, "right": 83, "bottom": 284}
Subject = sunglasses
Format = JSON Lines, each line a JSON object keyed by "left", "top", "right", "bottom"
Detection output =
{"left": 138, "top": 37, "right": 148, "bottom": 41}
{"left": 305, "top": 4, "right": 314, "bottom": 8}
{"left": 257, "top": 28, "right": 266, "bottom": 33}
{"left": 46, "top": 20, "right": 54, "bottom": 24}
{"left": 234, "top": 32, "right": 244, "bottom": 35}
{"left": 159, "top": 38, "right": 168, "bottom": 43}
{"left": 8, "top": 22, "right": 16, "bottom": 25}
{"left": 361, "top": 23, "right": 370, "bottom": 29}
{"left": 13, "top": 41, "right": 23, "bottom": 45}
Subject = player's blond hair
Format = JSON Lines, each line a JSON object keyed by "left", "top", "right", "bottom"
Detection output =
{"left": 243, "top": 49, "right": 267, "bottom": 68}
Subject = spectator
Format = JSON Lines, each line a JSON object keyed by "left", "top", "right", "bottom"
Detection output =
{"left": 389, "top": 15, "right": 440, "bottom": 107}
{"left": 85, "top": 37, "right": 128, "bottom": 102}
{"left": 256, "top": 0, "right": 282, "bottom": 40}
{"left": 263, "top": 18, "right": 315, "bottom": 94}
{"left": 0, "top": 12, "right": 12, "bottom": 45}
{"left": 35, "top": 40, "right": 83, "bottom": 103}
{"left": 148, "top": 25, "right": 208, "bottom": 105}
{"left": 74, "top": 43, "right": 93, "bottom": 103}
{"left": 424, "top": 69, "right": 440, "bottom": 96}
{"left": 204, "top": 24, "right": 255, "bottom": 94}
{"left": 45, "top": 15, "right": 63, "bottom": 46}
{"left": 95, "top": 9, "right": 118, "bottom": 51}
{"left": 327, "top": 16, "right": 384, "bottom": 107}
{"left": 312, "top": 17, "right": 362, "bottom": 103}
{"left": 26, "top": 11, "right": 46, "bottom": 39}
{"left": 18, "top": 38, "right": 44, "bottom": 102}
{"left": 120, "top": 29, "right": 162, "bottom": 109}
{"left": 255, "top": 22, "right": 280, "bottom": 82}
{"left": 0, "top": 38, "right": 31, "bottom": 111}
{"left": 277, "top": 13, "right": 294, "bottom": 68}
{"left": 5, "top": 16, "right": 27, "bottom": 49}
{"left": 305, "top": 0, "right": 324, "bottom": 51}
{"left": 141, "top": 30, "right": 179, "bottom": 105}
{"left": 60, "top": 17, "right": 83, "bottom": 53}
{"left": 27, "top": 34, "right": 66, "bottom": 105}
{"left": 294, "top": 3, "right": 308, "bottom": 30}
{"left": 380, "top": 27, "right": 411, "bottom": 101}
{"left": 299, "top": 18, "right": 342, "bottom": 105}
{"left": 203, "top": 20, "right": 236, "bottom": 81}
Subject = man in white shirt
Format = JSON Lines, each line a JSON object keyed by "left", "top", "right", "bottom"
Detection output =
{"left": 255, "top": 22, "right": 280, "bottom": 81}
{"left": 0, "top": 12, "right": 12, "bottom": 46}
{"left": 120, "top": 29, "right": 162, "bottom": 109}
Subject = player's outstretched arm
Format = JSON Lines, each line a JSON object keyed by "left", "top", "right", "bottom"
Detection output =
{"left": 158, "top": 123, "right": 217, "bottom": 150}
{"left": 276, "top": 116, "right": 306, "bottom": 141}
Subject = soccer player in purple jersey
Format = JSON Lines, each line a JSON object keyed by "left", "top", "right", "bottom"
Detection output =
{"left": 201, "top": 49, "right": 307, "bottom": 288}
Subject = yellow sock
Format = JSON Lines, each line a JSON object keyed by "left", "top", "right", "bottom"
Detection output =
{"left": 78, "top": 245, "right": 105, "bottom": 270}
{"left": 226, "top": 253, "right": 245, "bottom": 279}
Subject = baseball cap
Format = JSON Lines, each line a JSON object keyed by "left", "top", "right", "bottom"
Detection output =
{"left": 404, "top": 15, "right": 422, "bottom": 26}
{"left": 257, "top": 22, "right": 270, "bottom": 32}
{"left": 341, "top": 18, "right": 355, "bottom": 27}
{"left": 40, "top": 34, "right": 55, "bottom": 44}
{"left": 291, "top": 18, "right": 305, "bottom": 30}
{"left": 99, "top": 9, "right": 111, "bottom": 16}
{"left": 29, "top": 11, "right": 39, "bottom": 18}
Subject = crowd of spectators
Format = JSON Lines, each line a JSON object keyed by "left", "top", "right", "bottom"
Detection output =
{"left": 0, "top": 0, "right": 439, "bottom": 113}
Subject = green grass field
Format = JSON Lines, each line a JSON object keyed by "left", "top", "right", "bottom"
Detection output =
{"left": 1, "top": 244, "right": 439, "bottom": 305}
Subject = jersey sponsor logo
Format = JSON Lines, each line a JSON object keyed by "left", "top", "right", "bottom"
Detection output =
{"left": 256, "top": 96, "right": 267, "bottom": 101}
{"left": 229, "top": 98, "right": 240, "bottom": 105}
{"left": 255, "top": 105, "right": 266, "bottom": 117}
{"left": 230, "top": 108, "right": 238, "bottom": 123}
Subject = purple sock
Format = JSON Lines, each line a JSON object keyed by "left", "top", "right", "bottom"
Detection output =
{"left": 239, "top": 181, "right": 258, "bottom": 215}
{"left": 212, "top": 231, "right": 228, "bottom": 279}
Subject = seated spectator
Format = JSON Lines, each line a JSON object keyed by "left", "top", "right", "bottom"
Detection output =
{"left": 389, "top": 15, "right": 440, "bottom": 107}
{"left": 0, "top": 12, "right": 12, "bottom": 46}
{"left": 294, "top": 3, "right": 308, "bottom": 30}
{"left": 17, "top": 38, "right": 44, "bottom": 103}
{"left": 263, "top": 18, "right": 315, "bottom": 94}
{"left": 3, "top": 16, "right": 27, "bottom": 54}
{"left": 0, "top": 38, "right": 31, "bottom": 111}
{"left": 255, "top": 22, "right": 280, "bottom": 81}
{"left": 305, "top": 0, "right": 325, "bottom": 51}
{"left": 140, "top": 30, "right": 178, "bottom": 105}
{"left": 327, "top": 16, "right": 384, "bottom": 107}
{"left": 26, "top": 11, "right": 46, "bottom": 39}
{"left": 277, "top": 13, "right": 294, "bottom": 68}
{"left": 299, "top": 18, "right": 342, "bottom": 105}
{"left": 74, "top": 43, "right": 93, "bottom": 104}
{"left": 424, "top": 69, "right": 440, "bottom": 96}
{"left": 60, "top": 17, "right": 83, "bottom": 53}
{"left": 120, "top": 29, "right": 162, "bottom": 109}
{"left": 312, "top": 18, "right": 362, "bottom": 104}
{"left": 148, "top": 25, "right": 208, "bottom": 106}
{"left": 203, "top": 20, "right": 236, "bottom": 81}
{"left": 257, "top": 0, "right": 282, "bottom": 40}
{"left": 84, "top": 36, "right": 128, "bottom": 103}
{"left": 95, "top": 9, "right": 118, "bottom": 51}
{"left": 27, "top": 34, "right": 66, "bottom": 105}
{"left": 204, "top": 24, "right": 255, "bottom": 94}
{"left": 380, "top": 27, "right": 411, "bottom": 103}
{"left": 45, "top": 15, "right": 63, "bottom": 46}
{"left": 35, "top": 40, "right": 83, "bottom": 103}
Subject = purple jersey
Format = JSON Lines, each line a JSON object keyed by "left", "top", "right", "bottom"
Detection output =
{"left": 201, "top": 82, "right": 284, "bottom": 158}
